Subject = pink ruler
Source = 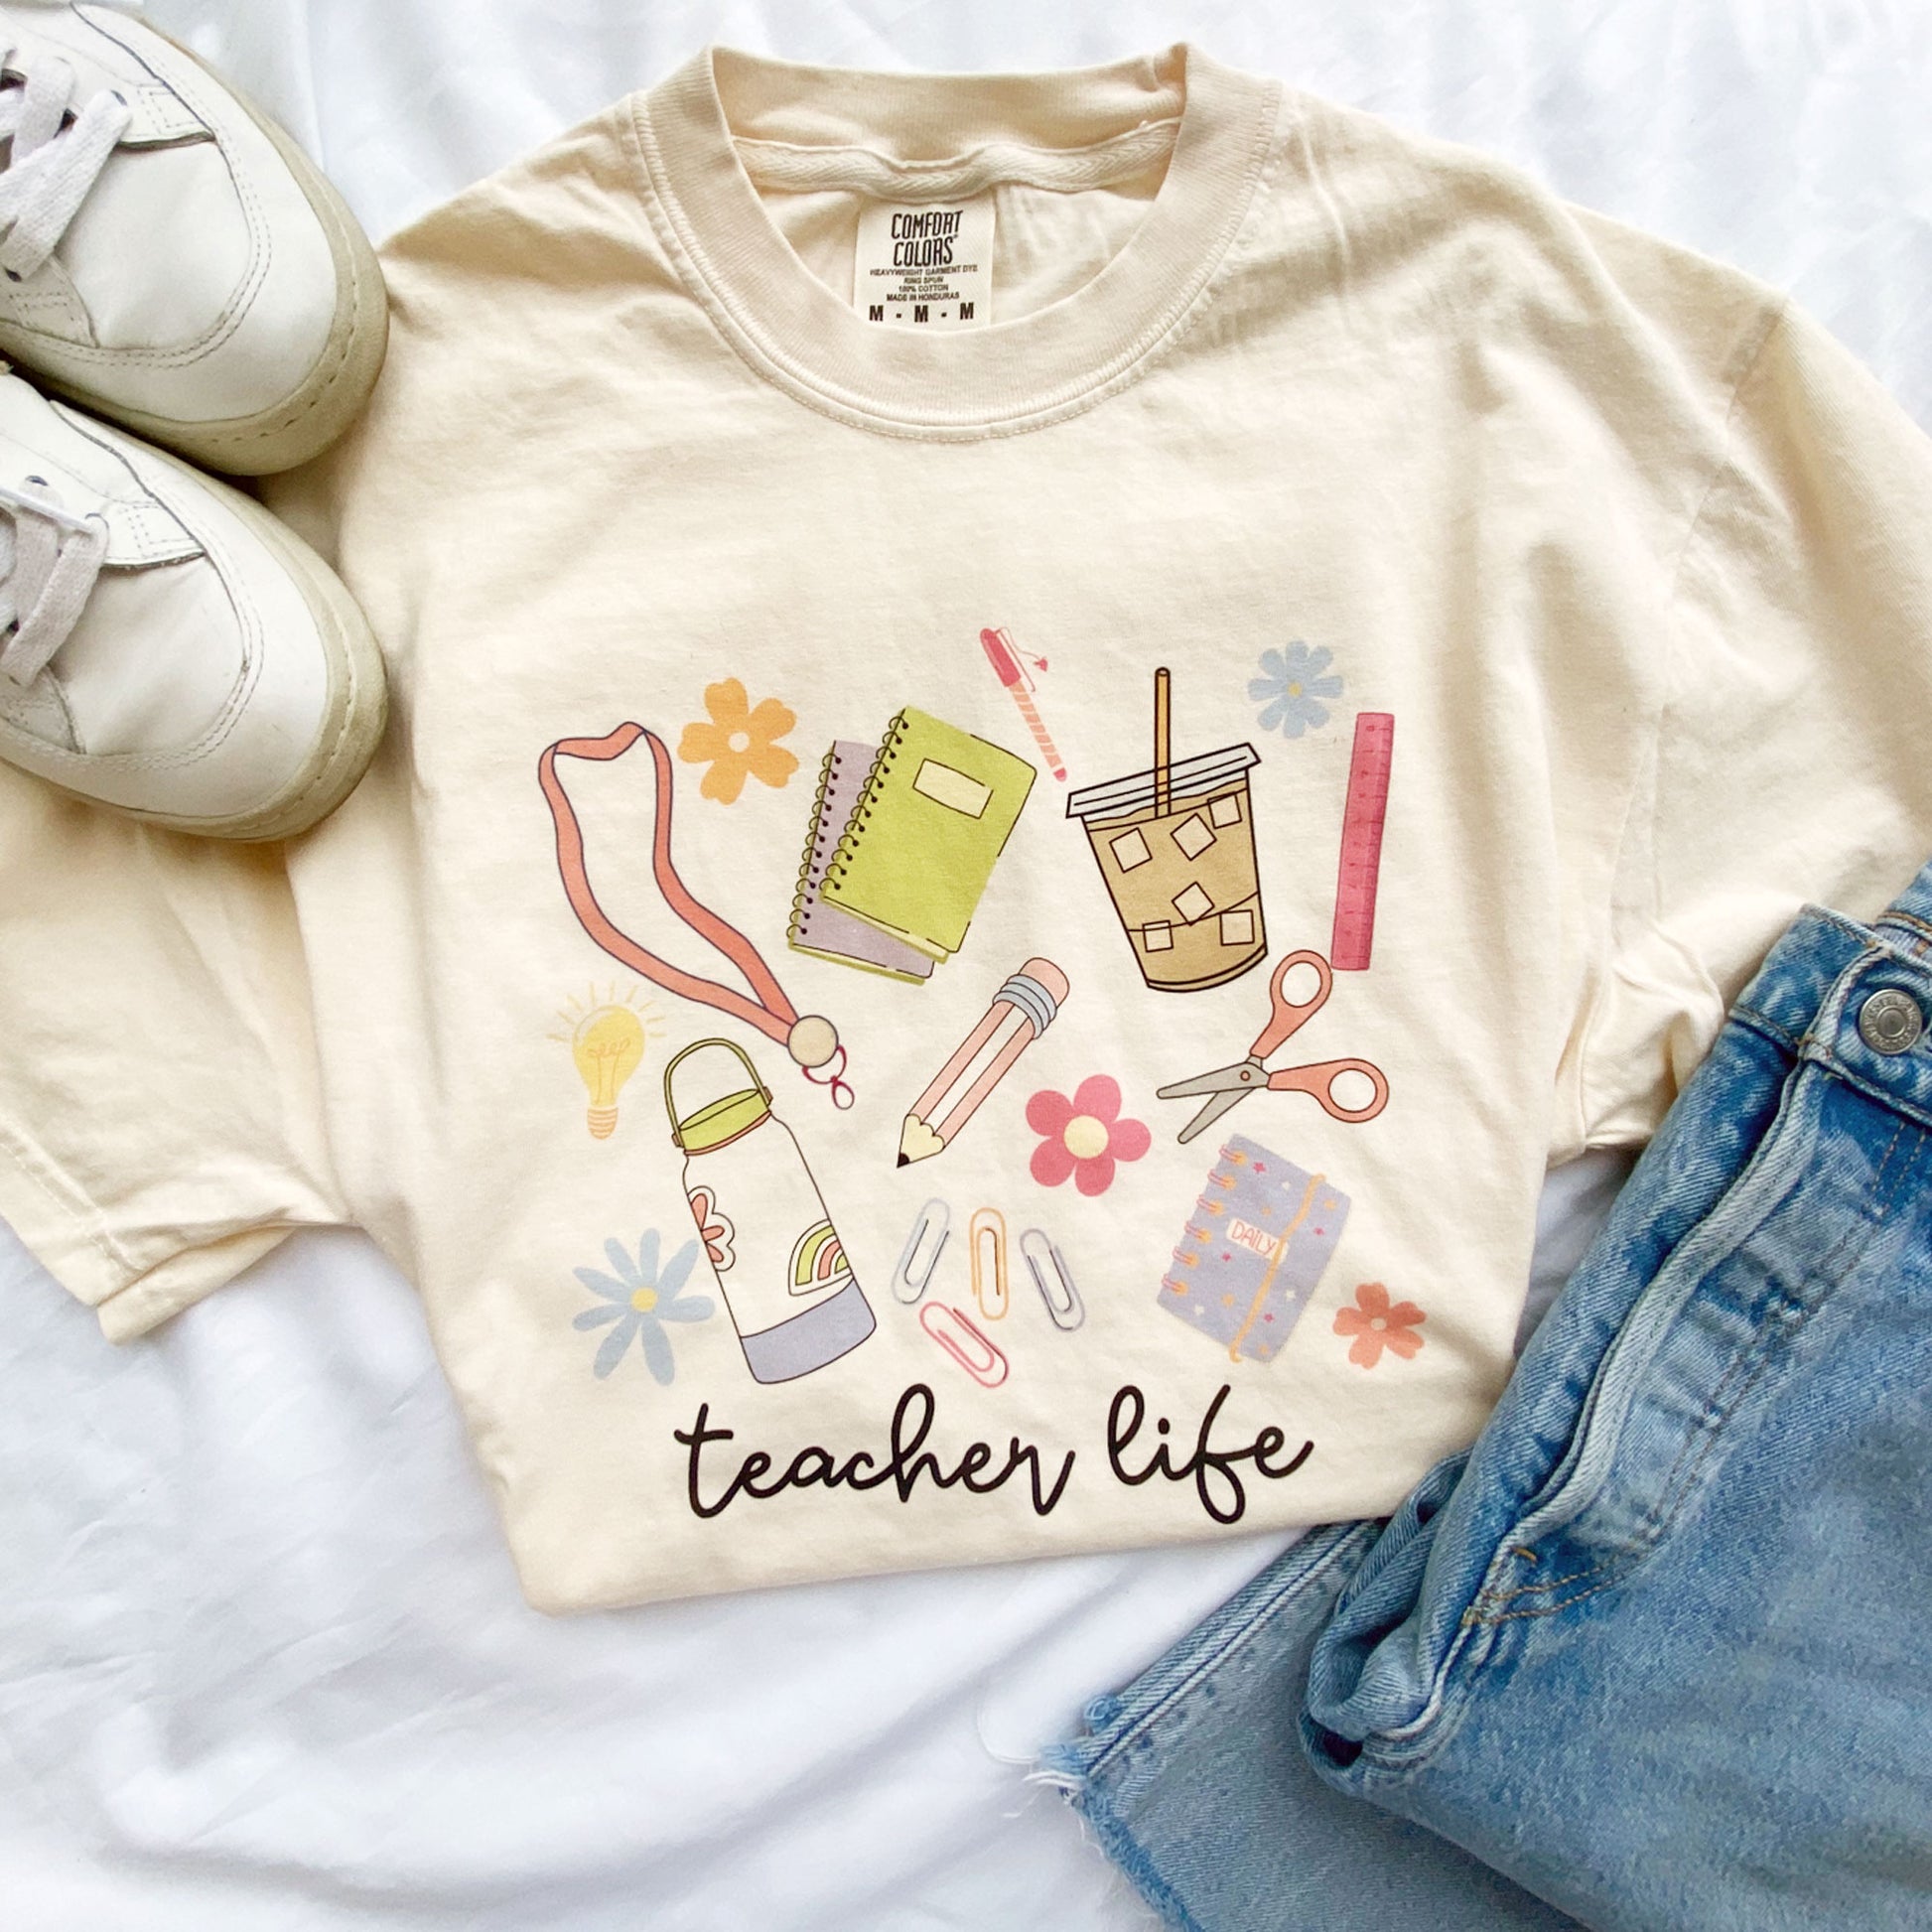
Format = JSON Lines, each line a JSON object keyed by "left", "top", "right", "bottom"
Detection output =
{"left": 1331, "top": 712, "right": 1394, "bottom": 971}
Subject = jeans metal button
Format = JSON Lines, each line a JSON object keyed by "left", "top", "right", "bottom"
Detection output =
{"left": 1859, "top": 987, "right": 1925, "bottom": 1055}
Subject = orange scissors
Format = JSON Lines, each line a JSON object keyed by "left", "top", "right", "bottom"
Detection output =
{"left": 1158, "top": 949, "right": 1390, "bottom": 1143}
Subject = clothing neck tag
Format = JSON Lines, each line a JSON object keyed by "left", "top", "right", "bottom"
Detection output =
{"left": 852, "top": 196, "right": 995, "bottom": 329}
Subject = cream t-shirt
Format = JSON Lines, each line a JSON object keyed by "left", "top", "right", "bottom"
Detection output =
{"left": 6, "top": 44, "right": 1932, "bottom": 1612}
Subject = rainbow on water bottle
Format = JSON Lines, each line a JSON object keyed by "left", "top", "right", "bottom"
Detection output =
{"left": 790, "top": 1222, "right": 852, "bottom": 1294}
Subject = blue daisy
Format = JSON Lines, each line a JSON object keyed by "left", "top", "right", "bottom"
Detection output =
{"left": 573, "top": 1230, "right": 712, "bottom": 1383}
{"left": 1250, "top": 642, "right": 1343, "bottom": 739}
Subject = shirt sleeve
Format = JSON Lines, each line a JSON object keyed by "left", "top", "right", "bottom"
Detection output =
{"left": 0, "top": 789, "right": 345, "bottom": 1341}
{"left": 1571, "top": 296, "right": 1932, "bottom": 1149}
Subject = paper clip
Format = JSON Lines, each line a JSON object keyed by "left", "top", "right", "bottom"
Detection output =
{"left": 1021, "top": 1228, "right": 1084, "bottom": 1331}
{"left": 970, "top": 1206, "right": 1009, "bottom": 1319}
{"left": 919, "top": 1302, "right": 1010, "bottom": 1388}
{"left": 892, "top": 1199, "right": 949, "bottom": 1304}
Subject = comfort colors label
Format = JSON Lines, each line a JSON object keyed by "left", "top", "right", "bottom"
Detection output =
{"left": 853, "top": 197, "right": 994, "bottom": 329}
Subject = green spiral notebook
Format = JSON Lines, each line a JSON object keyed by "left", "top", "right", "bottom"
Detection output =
{"left": 819, "top": 709, "right": 1035, "bottom": 962}
{"left": 787, "top": 742, "right": 936, "bottom": 983}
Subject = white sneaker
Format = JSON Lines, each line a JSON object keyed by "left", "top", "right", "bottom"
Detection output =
{"left": 0, "top": 370, "right": 385, "bottom": 838}
{"left": 0, "top": 2, "right": 386, "bottom": 475}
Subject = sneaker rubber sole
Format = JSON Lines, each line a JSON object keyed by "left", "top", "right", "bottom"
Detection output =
{"left": 0, "top": 14, "right": 389, "bottom": 477}
{"left": 21, "top": 430, "right": 389, "bottom": 842}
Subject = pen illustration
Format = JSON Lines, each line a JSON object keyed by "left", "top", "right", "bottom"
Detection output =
{"left": 980, "top": 624, "right": 1066, "bottom": 780}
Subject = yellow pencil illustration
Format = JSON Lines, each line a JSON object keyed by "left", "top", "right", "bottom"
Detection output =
{"left": 898, "top": 958, "right": 1070, "bottom": 1166}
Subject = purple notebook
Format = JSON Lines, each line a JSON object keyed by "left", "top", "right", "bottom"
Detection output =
{"left": 788, "top": 743, "right": 934, "bottom": 982}
{"left": 1160, "top": 1135, "right": 1350, "bottom": 1365}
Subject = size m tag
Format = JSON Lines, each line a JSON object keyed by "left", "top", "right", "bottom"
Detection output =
{"left": 853, "top": 197, "right": 995, "bottom": 329}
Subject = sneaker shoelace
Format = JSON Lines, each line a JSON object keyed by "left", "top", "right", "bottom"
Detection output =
{"left": 0, "top": 43, "right": 133, "bottom": 281}
{"left": 0, "top": 477, "right": 106, "bottom": 686}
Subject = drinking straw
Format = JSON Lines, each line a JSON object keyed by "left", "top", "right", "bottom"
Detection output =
{"left": 1154, "top": 665, "right": 1172, "bottom": 817}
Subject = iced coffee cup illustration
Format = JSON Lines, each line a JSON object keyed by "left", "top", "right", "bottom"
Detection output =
{"left": 1066, "top": 668, "right": 1267, "bottom": 992}
{"left": 666, "top": 1039, "right": 875, "bottom": 1384}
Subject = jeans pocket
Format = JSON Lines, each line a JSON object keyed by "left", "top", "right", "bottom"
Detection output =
{"left": 1479, "top": 1045, "right": 1832, "bottom": 1609}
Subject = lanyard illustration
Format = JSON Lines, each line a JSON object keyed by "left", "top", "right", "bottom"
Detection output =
{"left": 539, "top": 723, "right": 852, "bottom": 1108}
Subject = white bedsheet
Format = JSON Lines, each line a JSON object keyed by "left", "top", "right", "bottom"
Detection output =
{"left": 5, "top": 2, "right": 1927, "bottom": 1925}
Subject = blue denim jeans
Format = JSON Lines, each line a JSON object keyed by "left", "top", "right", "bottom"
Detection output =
{"left": 1047, "top": 867, "right": 1932, "bottom": 1931}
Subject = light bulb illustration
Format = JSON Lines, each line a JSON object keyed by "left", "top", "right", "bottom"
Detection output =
{"left": 551, "top": 986, "right": 662, "bottom": 1139}
{"left": 574, "top": 1006, "right": 644, "bottom": 1138}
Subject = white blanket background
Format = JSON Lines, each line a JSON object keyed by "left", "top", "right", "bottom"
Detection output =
{"left": 5, "top": 2, "right": 1927, "bottom": 1925}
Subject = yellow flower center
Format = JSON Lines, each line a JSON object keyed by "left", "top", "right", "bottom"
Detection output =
{"left": 1287, "top": 681, "right": 1303, "bottom": 698}
{"left": 728, "top": 730, "right": 753, "bottom": 755}
{"left": 630, "top": 1286, "right": 659, "bottom": 1312}
{"left": 1064, "top": 1114, "right": 1111, "bottom": 1160}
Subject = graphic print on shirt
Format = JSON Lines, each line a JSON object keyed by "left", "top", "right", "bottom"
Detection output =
{"left": 1026, "top": 1074, "right": 1152, "bottom": 1197}
{"left": 892, "top": 1198, "right": 950, "bottom": 1304}
{"left": 1251, "top": 641, "right": 1343, "bottom": 740}
{"left": 687, "top": 1183, "right": 736, "bottom": 1271}
{"left": 1156, "top": 948, "right": 1390, "bottom": 1142}
{"left": 1333, "top": 1282, "right": 1427, "bottom": 1368}
{"left": 969, "top": 1206, "right": 1009, "bottom": 1319}
{"left": 789, "top": 743, "right": 936, "bottom": 983}
{"left": 1066, "top": 667, "right": 1268, "bottom": 992}
{"left": 809, "top": 707, "right": 1036, "bottom": 971}
{"left": 1018, "top": 1228, "right": 1084, "bottom": 1329}
{"left": 892, "top": 1197, "right": 1014, "bottom": 1382}
{"left": 899, "top": 957, "right": 1068, "bottom": 1167}
{"left": 1163, "top": 1137, "right": 1350, "bottom": 1365}
{"left": 539, "top": 723, "right": 854, "bottom": 1108}
{"left": 919, "top": 1301, "right": 1011, "bottom": 1387}
{"left": 666, "top": 1037, "right": 875, "bottom": 1385}
{"left": 549, "top": 984, "right": 664, "bottom": 1139}
{"left": 892, "top": 1205, "right": 1085, "bottom": 1335}
{"left": 978, "top": 625, "right": 1066, "bottom": 781}
{"left": 676, "top": 677, "right": 799, "bottom": 803}
{"left": 1331, "top": 712, "right": 1395, "bottom": 972}
{"left": 572, "top": 1230, "right": 715, "bottom": 1383}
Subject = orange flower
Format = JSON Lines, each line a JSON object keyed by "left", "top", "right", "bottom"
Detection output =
{"left": 677, "top": 678, "right": 798, "bottom": 803}
{"left": 1333, "top": 1282, "right": 1426, "bottom": 1368}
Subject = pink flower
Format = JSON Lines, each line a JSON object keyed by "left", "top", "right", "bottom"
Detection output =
{"left": 1027, "top": 1075, "right": 1151, "bottom": 1197}
{"left": 686, "top": 1185, "right": 736, "bottom": 1272}
{"left": 1333, "top": 1283, "right": 1426, "bottom": 1368}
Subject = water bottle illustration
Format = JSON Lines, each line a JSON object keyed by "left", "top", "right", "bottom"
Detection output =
{"left": 666, "top": 1039, "right": 876, "bottom": 1384}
